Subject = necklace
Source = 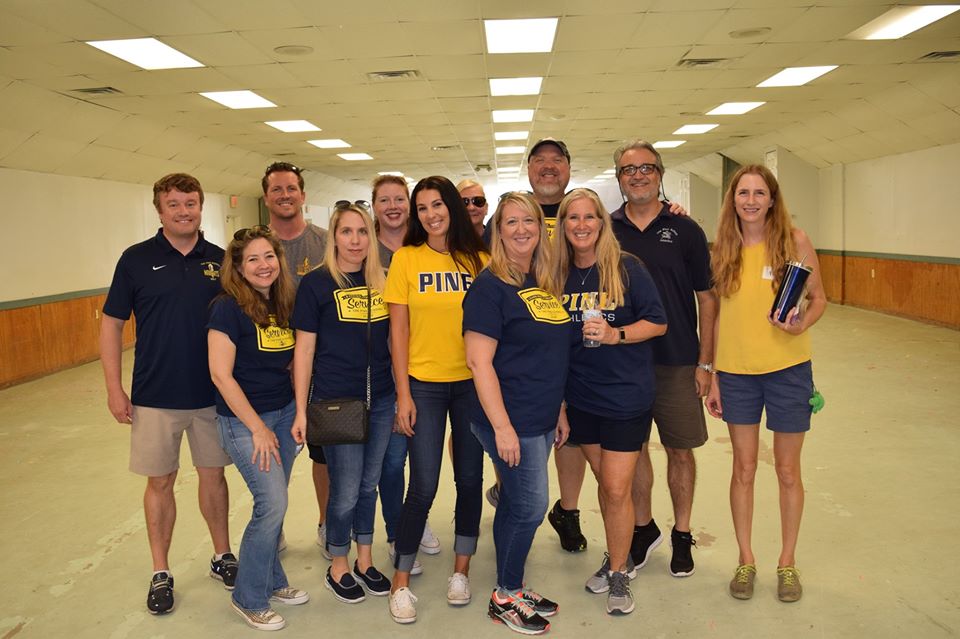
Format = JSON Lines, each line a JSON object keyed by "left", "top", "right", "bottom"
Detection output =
{"left": 575, "top": 263, "right": 595, "bottom": 287}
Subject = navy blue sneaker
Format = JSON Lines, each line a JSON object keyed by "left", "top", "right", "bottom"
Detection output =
{"left": 353, "top": 561, "right": 391, "bottom": 596}
{"left": 325, "top": 567, "right": 365, "bottom": 603}
{"left": 210, "top": 553, "right": 238, "bottom": 590}
{"left": 147, "top": 572, "right": 174, "bottom": 615}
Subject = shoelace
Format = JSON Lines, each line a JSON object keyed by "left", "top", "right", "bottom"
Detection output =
{"left": 500, "top": 593, "right": 537, "bottom": 619}
{"left": 777, "top": 567, "right": 799, "bottom": 586}
{"left": 273, "top": 587, "right": 298, "bottom": 598}
{"left": 248, "top": 609, "right": 280, "bottom": 623}
{"left": 394, "top": 588, "right": 418, "bottom": 607}
{"left": 608, "top": 572, "right": 631, "bottom": 597}
{"left": 521, "top": 589, "right": 545, "bottom": 605}
{"left": 151, "top": 574, "right": 172, "bottom": 590}
{"left": 593, "top": 553, "right": 612, "bottom": 577}
{"left": 734, "top": 565, "right": 756, "bottom": 583}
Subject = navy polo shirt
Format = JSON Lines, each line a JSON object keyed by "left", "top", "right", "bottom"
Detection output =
{"left": 103, "top": 229, "right": 224, "bottom": 409}
{"left": 611, "top": 203, "right": 711, "bottom": 366}
{"left": 462, "top": 270, "right": 570, "bottom": 437}
{"left": 562, "top": 255, "right": 667, "bottom": 418}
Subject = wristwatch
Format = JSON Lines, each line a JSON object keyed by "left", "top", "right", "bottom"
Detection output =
{"left": 697, "top": 363, "right": 714, "bottom": 373}
{"left": 618, "top": 328, "right": 627, "bottom": 344}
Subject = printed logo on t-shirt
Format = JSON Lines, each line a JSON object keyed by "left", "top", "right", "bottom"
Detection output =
{"left": 658, "top": 227, "right": 678, "bottom": 243}
{"left": 334, "top": 286, "right": 389, "bottom": 323}
{"left": 545, "top": 217, "right": 557, "bottom": 239}
{"left": 201, "top": 261, "right": 221, "bottom": 280}
{"left": 255, "top": 315, "right": 295, "bottom": 352}
{"left": 762, "top": 265, "right": 774, "bottom": 280}
{"left": 417, "top": 271, "right": 474, "bottom": 294}
{"left": 561, "top": 291, "right": 618, "bottom": 312}
{"left": 518, "top": 288, "right": 571, "bottom": 325}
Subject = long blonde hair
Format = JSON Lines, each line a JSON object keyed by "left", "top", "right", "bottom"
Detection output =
{"left": 220, "top": 226, "right": 296, "bottom": 328}
{"left": 549, "top": 189, "right": 626, "bottom": 308}
{"left": 711, "top": 165, "right": 797, "bottom": 298}
{"left": 322, "top": 205, "right": 386, "bottom": 291}
{"left": 487, "top": 192, "right": 554, "bottom": 289}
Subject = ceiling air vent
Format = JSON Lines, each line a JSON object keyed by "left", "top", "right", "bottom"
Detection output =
{"left": 918, "top": 51, "right": 960, "bottom": 61}
{"left": 71, "top": 86, "right": 123, "bottom": 95}
{"left": 676, "top": 58, "right": 728, "bottom": 69}
{"left": 366, "top": 70, "right": 421, "bottom": 81}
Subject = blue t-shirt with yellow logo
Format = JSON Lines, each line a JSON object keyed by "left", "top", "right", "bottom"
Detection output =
{"left": 462, "top": 270, "right": 570, "bottom": 436}
{"left": 207, "top": 295, "right": 295, "bottom": 417}
{"left": 292, "top": 268, "right": 394, "bottom": 401}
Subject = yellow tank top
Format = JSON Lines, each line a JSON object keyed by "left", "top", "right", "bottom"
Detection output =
{"left": 715, "top": 243, "right": 811, "bottom": 374}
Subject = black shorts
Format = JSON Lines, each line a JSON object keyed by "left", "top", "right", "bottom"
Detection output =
{"left": 307, "top": 443, "right": 327, "bottom": 464}
{"left": 566, "top": 404, "right": 652, "bottom": 452}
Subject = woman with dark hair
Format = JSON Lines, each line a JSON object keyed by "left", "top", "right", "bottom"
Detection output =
{"left": 383, "top": 176, "right": 487, "bottom": 624}
{"left": 705, "top": 165, "right": 826, "bottom": 603}
{"left": 208, "top": 226, "right": 308, "bottom": 631}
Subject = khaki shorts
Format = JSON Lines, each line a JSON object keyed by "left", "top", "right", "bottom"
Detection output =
{"left": 129, "top": 406, "right": 232, "bottom": 476}
{"left": 648, "top": 365, "right": 708, "bottom": 449}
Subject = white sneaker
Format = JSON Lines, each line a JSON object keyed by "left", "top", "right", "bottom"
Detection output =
{"left": 388, "top": 542, "right": 423, "bottom": 576}
{"left": 446, "top": 572, "right": 471, "bottom": 605}
{"left": 419, "top": 521, "right": 441, "bottom": 555}
{"left": 389, "top": 587, "right": 418, "bottom": 624}
{"left": 232, "top": 601, "right": 285, "bottom": 631}
{"left": 317, "top": 523, "right": 331, "bottom": 560}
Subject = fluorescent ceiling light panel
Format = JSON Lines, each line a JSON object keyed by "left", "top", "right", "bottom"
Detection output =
{"left": 602, "top": 169, "right": 617, "bottom": 174}
{"left": 86, "top": 37, "right": 203, "bottom": 70}
{"left": 490, "top": 77, "right": 543, "bottom": 96}
{"left": 848, "top": 5, "right": 960, "bottom": 40}
{"left": 200, "top": 91, "right": 276, "bottom": 109}
{"left": 308, "top": 139, "right": 351, "bottom": 149}
{"left": 707, "top": 102, "right": 765, "bottom": 115}
{"left": 264, "top": 120, "right": 320, "bottom": 132}
{"left": 378, "top": 171, "right": 405, "bottom": 176}
{"left": 653, "top": 140, "right": 686, "bottom": 149}
{"left": 495, "top": 131, "right": 529, "bottom": 141}
{"left": 484, "top": 18, "right": 558, "bottom": 54}
{"left": 493, "top": 109, "right": 535, "bottom": 123}
{"left": 673, "top": 124, "right": 718, "bottom": 135}
{"left": 497, "top": 166, "right": 521, "bottom": 173}
{"left": 757, "top": 65, "right": 838, "bottom": 87}
{"left": 496, "top": 146, "right": 526, "bottom": 155}
{"left": 593, "top": 174, "right": 613, "bottom": 180}
{"left": 338, "top": 153, "right": 373, "bottom": 161}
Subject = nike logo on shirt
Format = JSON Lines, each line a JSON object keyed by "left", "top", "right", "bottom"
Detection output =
{"left": 152, "top": 265, "right": 167, "bottom": 271}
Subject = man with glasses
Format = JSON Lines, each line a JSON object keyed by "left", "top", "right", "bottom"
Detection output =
{"left": 100, "top": 173, "right": 235, "bottom": 615}
{"left": 610, "top": 139, "right": 717, "bottom": 579}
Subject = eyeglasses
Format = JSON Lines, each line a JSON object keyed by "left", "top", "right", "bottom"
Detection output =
{"left": 618, "top": 163, "right": 659, "bottom": 176}
{"left": 462, "top": 196, "right": 487, "bottom": 208}
{"left": 233, "top": 224, "right": 272, "bottom": 241}
{"left": 264, "top": 161, "right": 301, "bottom": 175}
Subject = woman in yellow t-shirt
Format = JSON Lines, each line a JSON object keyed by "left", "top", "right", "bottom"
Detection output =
{"left": 705, "top": 165, "right": 826, "bottom": 604}
{"left": 383, "top": 175, "right": 488, "bottom": 624}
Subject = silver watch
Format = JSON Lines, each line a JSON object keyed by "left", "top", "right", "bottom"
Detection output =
{"left": 697, "top": 363, "right": 714, "bottom": 373}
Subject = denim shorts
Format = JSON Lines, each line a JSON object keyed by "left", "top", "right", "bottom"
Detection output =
{"left": 716, "top": 361, "right": 813, "bottom": 433}
{"left": 566, "top": 404, "right": 652, "bottom": 452}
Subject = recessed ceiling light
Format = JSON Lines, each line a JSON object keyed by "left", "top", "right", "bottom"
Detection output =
{"left": 757, "top": 65, "right": 838, "bottom": 87}
{"left": 273, "top": 45, "right": 314, "bottom": 56}
{"left": 338, "top": 153, "right": 373, "bottom": 161}
{"left": 495, "top": 131, "right": 529, "bottom": 141}
{"left": 86, "top": 37, "right": 203, "bottom": 70}
{"left": 653, "top": 140, "right": 686, "bottom": 149}
{"left": 493, "top": 109, "right": 535, "bottom": 123}
{"left": 490, "top": 77, "right": 543, "bottom": 96}
{"left": 484, "top": 18, "right": 559, "bottom": 54}
{"left": 379, "top": 171, "right": 405, "bottom": 176}
{"left": 707, "top": 102, "right": 765, "bottom": 115}
{"left": 200, "top": 91, "right": 276, "bottom": 109}
{"left": 307, "top": 139, "right": 351, "bottom": 149}
{"left": 496, "top": 146, "right": 526, "bottom": 155}
{"left": 673, "top": 124, "right": 719, "bottom": 135}
{"left": 848, "top": 5, "right": 960, "bottom": 40}
{"left": 264, "top": 120, "right": 320, "bottom": 132}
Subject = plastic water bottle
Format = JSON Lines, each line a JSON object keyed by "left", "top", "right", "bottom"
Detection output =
{"left": 582, "top": 295, "right": 602, "bottom": 348}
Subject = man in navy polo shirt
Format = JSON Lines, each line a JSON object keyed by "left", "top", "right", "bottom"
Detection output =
{"left": 610, "top": 140, "right": 717, "bottom": 579}
{"left": 100, "top": 173, "right": 235, "bottom": 615}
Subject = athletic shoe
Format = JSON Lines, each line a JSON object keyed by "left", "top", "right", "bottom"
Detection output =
{"left": 317, "top": 523, "right": 331, "bottom": 560}
{"left": 325, "top": 567, "right": 365, "bottom": 603}
{"left": 420, "top": 521, "right": 441, "bottom": 555}
{"left": 270, "top": 587, "right": 309, "bottom": 605}
{"left": 630, "top": 520, "right": 663, "bottom": 568}
{"left": 547, "top": 500, "right": 587, "bottom": 553}
{"left": 210, "top": 553, "right": 238, "bottom": 590}
{"left": 388, "top": 541, "right": 423, "bottom": 575}
{"left": 389, "top": 587, "right": 418, "bottom": 624}
{"left": 231, "top": 601, "right": 285, "bottom": 631}
{"left": 485, "top": 483, "right": 501, "bottom": 509}
{"left": 353, "top": 562, "right": 391, "bottom": 596}
{"left": 447, "top": 572, "right": 471, "bottom": 605}
{"left": 585, "top": 553, "right": 637, "bottom": 594}
{"left": 488, "top": 590, "right": 550, "bottom": 635}
{"left": 729, "top": 564, "right": 757, "bottom": 600}
{"left": 146, "top": 572, "right": 174, "bottom": 615}
{"left": 520, "top": 588, "right": 558, "bottom": 617}
{"left": 670, "top": 527, "right": 697, "bottom": 577}
{"left": 777, "top": 566, "right": 803, "bottom": 603}
{"left": 606, "top": 571, "right": 635, "bottom": 615}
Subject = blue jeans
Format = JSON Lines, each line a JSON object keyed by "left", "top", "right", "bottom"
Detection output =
{"left": 472, "top": 424, "right": 553, "bottom": 591}
{"left": 379, "top": 431, "right": 408, "bottom": 542}
{"left": 394, "top": 377, "right": 484, "bottom": 571}
{"left": 218, "top": 400, "right": 297, "bottom": 611}
{"left": 322, "top": 394, "right": 396, "bottom": 555}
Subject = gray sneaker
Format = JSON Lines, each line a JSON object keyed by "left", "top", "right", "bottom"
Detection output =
{"left": 606, "top": 571, "right": 635, "bottom": 615}
{"left": 585, "top": 553, "right": 637, "bottom": 594}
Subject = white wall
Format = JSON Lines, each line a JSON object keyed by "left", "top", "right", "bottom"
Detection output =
{"left": 768, "top": 146, "right": 821, "bottom": 247}
{"left": 688, "top": 172, "right": 720, "bottom": 240}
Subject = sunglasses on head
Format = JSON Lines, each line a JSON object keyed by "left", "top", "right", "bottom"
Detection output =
{"left": 265, "top": 162, "right": 301, "bottom": 175}
{"left": 618, "top": 163, "right": 659, "bottom": 177}
{"left": 462, "top": 196, "right": 487, "bottom": 208}
{"left": 233, "top": 224, "right": 272, "bottom": 241}
{"left": 335, "top": 199, "right": 370, "bottom": 210}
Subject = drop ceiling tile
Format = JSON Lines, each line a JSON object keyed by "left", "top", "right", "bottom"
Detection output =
{"left": 166, "top": 32, "right": 276, "bottom": 67}
{"left": 3, "top": 0, "right": 144, "bottom": 40}
{"left": 400, "top": 21, "right": 482, "bottom": 55}
{"left": 905, "top": 110, "right": 960, "bottom": 143}
{"left": 614, "top": 46, "right": 696, "bottom": 73}
{"left": 90, "top": 0, "right": 230, "bottom": 36}
{"left": 4, "top": 131, "right": 87, "bottom": 172}
{"left": 189, "top": 0, "right": 312, "bottom": 31}
{"left": 485, "top": 54, "right": 552, "bottom": 77}
{"left": 766, "top": 6, "right": 882, "bottom": 43}
{"left": 430, "top": 79, "right": 488, "bottom": 98}
{"left": 553, "top": 14, "right": 644, "bottom": 52}
{"left": 417, "top": 55, "right": 485, "bottom": 80}
{"left": 627, "top": 10, "right": 727, "bottom": 47}
{"left": 0, "top": 127, "right": 34, "bottom": 160}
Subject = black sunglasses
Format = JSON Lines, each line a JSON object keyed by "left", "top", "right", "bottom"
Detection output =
{"left": 233, "top": 224, "right": 272, "bottom": 241}
{"left": 334, "top": 200, "right": 370, "bottom": 210}
{"left": 462, "top": 196, "right": 487, "bottom": 208}
{"left": 265, "top": 161, "right": 301, "bottom": 175}
{"left": 617, "top": 163, "right": 659, "bottom": 177}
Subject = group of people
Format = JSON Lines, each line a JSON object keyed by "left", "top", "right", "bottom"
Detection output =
{"left": 100, "top": 137, "right": 825, "bottom": 634}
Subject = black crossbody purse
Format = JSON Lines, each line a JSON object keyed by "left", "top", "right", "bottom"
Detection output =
{"left": 305, "top": 285, "right": 372, "bottom": 446}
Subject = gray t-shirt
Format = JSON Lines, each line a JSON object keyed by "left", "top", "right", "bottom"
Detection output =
{"left": 281, "top": 223, "right": 327, "bottom": 285}
{"left": 378, "top": 240, "right": 394, "bottom": 269}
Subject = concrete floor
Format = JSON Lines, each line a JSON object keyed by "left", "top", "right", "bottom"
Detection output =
{"left": 1, "top": 303, "right": 958, "bottom": 638}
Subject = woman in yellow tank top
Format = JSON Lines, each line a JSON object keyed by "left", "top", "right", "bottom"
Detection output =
{"left": 705, "top": 165, "right": 826, "bottom": 604}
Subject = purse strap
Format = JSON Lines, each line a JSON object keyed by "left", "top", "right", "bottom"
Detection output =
{"left": 364, "top": 285, "right": 372, "bottom": 410}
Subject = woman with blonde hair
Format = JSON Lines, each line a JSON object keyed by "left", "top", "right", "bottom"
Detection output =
{"left": 550, "top": 188, "right": 667, "bottom": 616}
{"left": 705, "top": 164, "right": 826, "bottom": 603}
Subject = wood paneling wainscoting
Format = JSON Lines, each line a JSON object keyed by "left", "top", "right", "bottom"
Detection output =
{"left": 0, "top": 292, "right": 135, "bottom": 389}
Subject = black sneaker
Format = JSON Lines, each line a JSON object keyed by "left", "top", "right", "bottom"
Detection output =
{"left": 670, "top": 527, "right": 697, "bottom": 577}
{"left": 488, "top": 590, "right": 550, "bottom": 635}
{"left": 520, "top": 588, "right": 559, "bottom": 617}
{"left": 210, "top": 553, "right": 238, "bottom": 590}
{"left": 547, "top": 500, "right": 587, "bottom": 553}
{"left": 147, "top": 572, "right": 174, "bottom": 615}
{"left": 325, "top": 567, "right": 365, "bottom": 603}
{"left": 353, "top": 561, "right": 391, "bottom": 596}
{"left": 630, "top": 520, "right": 663, "bottom": 568}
